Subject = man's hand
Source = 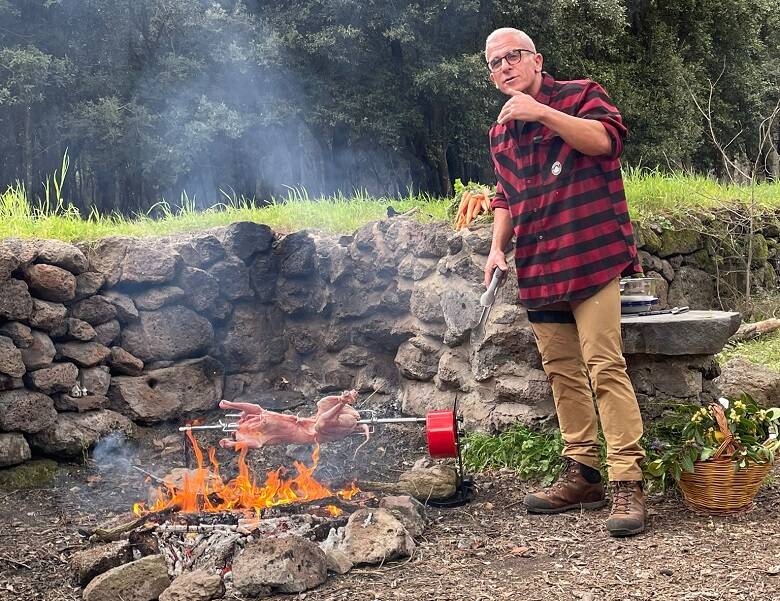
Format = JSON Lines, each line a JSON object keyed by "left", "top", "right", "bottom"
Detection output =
{"left": 484, "top": 249, "right": 509, "bottom": 288}
{"left": 497, "top": 91, "right": 547, "bottom": 125}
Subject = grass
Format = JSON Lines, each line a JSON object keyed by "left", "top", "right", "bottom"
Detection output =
{"left": 1, "top": 170, "right": 779, "bottom": 242}
{"left": 718, "top": 330, "right": 780, "bottom": 372}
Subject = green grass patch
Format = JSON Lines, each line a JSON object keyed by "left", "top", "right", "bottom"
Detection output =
{"left": 1, "top": 170, "right": 780, "bottom": 242}
{"left": 718, "top": 330, "right": 780, "bottom": 372}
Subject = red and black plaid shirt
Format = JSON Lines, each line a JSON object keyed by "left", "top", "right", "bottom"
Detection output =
{"left": 489, "top": 73, "right": 640, "bottom": 308}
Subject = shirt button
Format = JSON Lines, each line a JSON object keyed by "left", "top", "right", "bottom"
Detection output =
{"left": 526, "top": 179, "right": 532, "bottom": 184}
{"left": 538, "top": 235, "right": 544, "bottom": 240}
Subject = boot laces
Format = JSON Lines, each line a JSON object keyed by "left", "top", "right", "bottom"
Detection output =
{"left": 549, "top": 458, "right": 580, "bottom": 492}
{"left": 611, "top": 481, "right": 635, "bottom": 515}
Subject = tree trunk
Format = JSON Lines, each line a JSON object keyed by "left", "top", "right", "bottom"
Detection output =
{"left": 436, "top": 144, "right": 452, "bottom": 197}
{"left": 24, "top": 105, "right": 32, "bottom": 200}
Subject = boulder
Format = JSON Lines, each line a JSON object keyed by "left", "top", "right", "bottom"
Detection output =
{"left": 108, "top": 357, "right": 223, "bottom": 422}
{"left": 397, "top": 256, "right": 437, "bottom": 280}
{"left": 279, "top": 231, "right": 317, "bottom": 278}
{"left": 232, "top": 536, "right": 327, "bottom": 597}
{"left": 19, "top": 330, "right": 56, "bottom": 370}
{"left": 440, "top": 284, "right": 482, "bottom": 345}
{"left": 28, "top": 298, "right": 67, "bottom": 332}
{"left": 70, "top": 541, "right": 132, "bottom": 586}
{"left": 119, "top": 241, "right": 180, "bottom": 285}
{"left": 0, "top": 389, "right": 57, "bottom": 433}
{"left": 54, "top": 394, "right": 109, "bottom": 413}
{"left": 0, "top": 336, "right": 25, "bottom": 378}
{"left": 715, "top": 356, "right": 780, "bottom": 406}
{"left": 23, "top": 263, "right": 76, "bottom": 302}
{"left": 159, "top": 570, "right": 223, "bottom": 601}
{"left": 70, "top": 296, "right": 118, "bottom": 326}
{"left": 658, "top": 228, "right": 702, "bottom": 258}
{"left": 208, "top": 256, "right": 253, "bottom": 300}
{"left": 102, "top": 291, "right": 139, "bottom": 324}
{"left": 35, "top": 239, "right": 88, "bottom": 274}
{"left": 121, "top": 306, "right": 214, "bottom": 362}
{"left": 0, "top": 245, "right": 20, "bottom": 280}
{"left": 341, "top": 508, "right": 415, "bottom": 565}
{"left": 0, "top": 278, "right": 33, "bottom": 321}
{"left": 109, "top": 346, "right": 144, "bottom": 375}
{"left": 80, "top": 237, "right": 130, "bottom": 288}
{"left": 82, "top": 554, "right": 169, "bottom": 601}
{"left": 81, "top": 366, "right": 111, "bottom": 397}
{"left": 25, "top": 362, "right": 79, "bottom": 394}
{"left": 410, "top": 282, "right": 445, "bottom": 324}
{"left": 383, "top": 219, "right": 450, "bottom": 259}
{"left": 248, "top": 252, "right": 279, "bottom": 302}
{"left": 132, "top": 285, "right": 186, "bottom": 311}
{"left": 177, "top": 267, "right": 219, "bottom": 311}
{"left": 378, "top": 495, "right": 426, "bottom": 538}
{"left": 667, "top": 266, "right": 716, "bottom": 309}
{"left": 173, "top": 234, "right": 226, "bottom": 268}
{"left": 222, "top": 222, "right": 274, "bottom": 260}
{"left": 0, "top": 322, "right": 33, "bottom": 348}
{"left": 93, "top": 320, "right": 121, "bottom": 346}
{"left": 74, "top": 271, "right": 105, "bottom": 300}
{"left": 219, "top": 303, "right": 287, "bottom": 372}
{"left": 66, "top": 318, "right": 96, "bottom": 341}
{"left": 394, "top": 336, "right": 442, "bottom": 381}
{"left": 0, "top": 432, "right": 31, "bottom": 467}
{"left": 56, "top": 341, "right": 111, "bottom": 367}
{"left": 28, "top": 409, "right": 134, "bottom": 458}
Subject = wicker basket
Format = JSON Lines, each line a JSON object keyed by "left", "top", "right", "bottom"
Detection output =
{"left": 678, "top": 403, "right": 772, "bottom": 515}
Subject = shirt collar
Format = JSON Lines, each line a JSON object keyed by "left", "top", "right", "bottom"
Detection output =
{"left": 535, "top": 72, "right": 555, "bottom": 106}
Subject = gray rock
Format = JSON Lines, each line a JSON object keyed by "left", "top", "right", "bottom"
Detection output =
{"left": 19, "top": 330, "right": 56, "bottom": 370}
{"left": 28, "top": 298, "right": 67, "bottom": 332}
{"left": 56, "top": 341, "right": 111, "bottom": 367}
{"left": 0, "top": 246, "right": 20, "bottom": 280}
{"left": 232, "top": 536, "right": 327, "bottom": 596}
{"left": 35, "top": 239, "right": 89, "bottom": 274}
{"left": 70, "top": 296, "right": 118, "bottom": 325}
{"left": 394, "top": 336, "right": 442, "bottom": 381}
{"left": 25, "top": 362, "right": 79, "bottom": 394}
{"left": 667, "top": 266, "right": 716, "bottom": 309}
{"left": 0, "top": 278, "right": 33, "bottom": 320}
{"left": 248, "top": 252, "right": 279, "bottom": 302}
{"left": 715, "top": 356, "right": 780, "bottom": 407}
{"left": 222, "top": 221, "right": 274, "bottom": 260}
{"left": 621, "top": 310, "right": 740, "bottom": 355}
{"left": 378, "top": 495, "right": 426, "bottom": 538}
{"left": 0, "top": 336, "right": 25, "bottom": 378}
{"left": 435, "top": 349, "right": 472, "bottom": 391}
{"left": 102, "top": 291, "right": 139, "bottom": 323}
{"left": 277, "top": 275, "right": 326, "bottom": 315}
{"left": 81, "top": 366, "right": 111, "bottom": 396}
{"left": 279, "top": 231, "right": 317, "bottom": 278}
{"left": 28, "top": 409, "right": 134, "bottom": 458}
{"left": 0, "top": 389, "right": 57, "bottom": 433}
{"left": 323, "top": 548, "right": 353, "bottom": 575}
{"left": 82, "top": 554, "right": 169, "bottom": 601}
{"left": 109, "top": 346, "right": 144, "bottom": 375}
{"left": 410, "top": 282, "right": 444, "bottom": 324}
{"left": 174, "top": 234, "right": 226, "bottom": 268}
{"left": 0, "top": 433, "right": 31, "bottom": 467}
{"left": 658, "top": 228, "right": 703, "bottom": 258}
{"left": 440, "top": 284, "right": 482, "bottom": 345}
{"left": 132, "top": 285, "right": 186, "bottom": 311}
{"left": 437, "top": 250, "right": 485, "bottom": 282}
{"left": 341, "top": 508, "right": 415, "bottom": 565}
{"left": 177, "top": 267, "right": 219, "bottom": 312}
{"left": 2, "top": 238, "right": 38, "bottom": 268}
{"left": 121, "top": 306, "right": 214, "bottom": 362}
{"left": 646, "top": 271, "right": 669, "bottom": 309}
{"left": 208, "top": 256, "right": 253, "bottom": 300}
{"left": 80, "top": 237, "right": 130, "bottom": 288}
{"left": 54, "top": 394, "right": 109, "bottom": 412}
{"left": 0, "top": 322, "right": 33, "bottom": 348}
{"left": 0, "top": 375, "right": 24, "bottom": 391}
{"left": 383, "top": 219, "right": 449, "bottom": 259}
{"left": 74, "top": 272, "right": 105, "bottom": 300}
{"left": 159, "top": 570, "right": 223, "bottom": 601}
{"left": 93, "top": 320, "right": 121, "bottom": 347}
{"left": 66, "top": 318, "right": 96, "bottom": 341}
{"left": 338, "top": 346, "right": 371, "bottom": 367}
{"left": 70, "top": 541, "right": 132, "bottom": 586}
{"left": 461, "top": 227, "right": 494, "bottom": 256}
{"left": 219, "top": 303, "right": 287, "bottom": 372}
{"left": 397, "top": 256, "right": 437, "bottom": 280}
{"left": 119, "top": 242, "right": 180, "bottom": 285}
{"left": 108, "top": 357, "right": 223, "bottom": 422}
{"left": 23, "top": 263, "right": 76, "bottom": 302}
{"left": 494, "top": 371, "right": 553, "bottom": 405}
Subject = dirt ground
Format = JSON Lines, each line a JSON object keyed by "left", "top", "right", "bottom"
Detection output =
{"left": 2, "top": 418, "right": 779, "bottom": 601}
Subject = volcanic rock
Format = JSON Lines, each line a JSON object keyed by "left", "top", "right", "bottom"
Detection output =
{"left": 102, "top": 291, "right": 139, "bottom": 323}
{"left": 70, "top": 296, "right": 118, "bottom": 326}
{"left": 82, "top": 554, "right": 170, "bottom": 601}
{"left": 19, "top": 330, "right": 56, "bottom": 370}
{"left": 23, "top": 263, "right": 76, "bottom": 302}
{"left": 132, "top": 285, "right": 185, "bottom": 311}
{"left": 715, "top": 356, "right": 780, "bottom": 406}
{"left": 341, "top": 508, "right": 415, "bottom": 565}
{"left": 118, "top": 242, "right": 180, "bottom": 285}
{"left": 70, "top": 540, "right": 132, "bottom": 586}
{"left": 66, "top": 317, "right": 97, "bottom": 341}
{"left": 0, "top": 278, "right": 33, "bottom": 321}
{"left": 177, "top": 266, "right": 219, "bottom": 311}
{"left": 35, "top": 239, "right": 88, "bottom": 274}
{"left": 378, "top": 495, "right": 427, "bottom": 538}
{"left": 55, "top": 393, "right": 109, "bottom": 412}
{"left": 120, "top": 306, "right": 214, "bottom": 362}
{"left": 174, "top": 234, "right": 226, "bottom": 268}
{"left": 25, "top": 362, "right": 79, "bottom": 394}
{"left": 93, "top": 319, "right": 120, "bottom": 346}
{"left": 0, "top": 336, "right": 25, "bottom": 378}
{"left": 159, "top": 569, "right": 223, "bottom": 601}
{"left": 56, "top": 341, "right": 111, "bottom": 367}
{"left": 74, "top": 271, "right": 105, "bottom": 300}
{"left": 232, "top": 536, "right": 327, "bottom": 596}
{"left": 0, "top": 245, "right": 20, "bottom": 280}
{"left": 219, "top": 303, "right": 286, "bottom": 372}
{"left": 109, "top": 346, "right": 144, "bottom": 375}
{"left": 28, "top": 409, "right": 134, "bottom": 458}
{"left": 0, "top": 322, "right": 33, "bottom": 348}
{"left": 247, "top": 252, "right": 279, "bottom": 302}
{"left": 394, "top": 336, "right": 442, "bottom": 381}
{"left": 0, "top": 432, "right": 31, "bottom": 467}
{"left": 208, "top": 255, "right": 252, "bottom": 300}
{"left": 222, "top": 221, "right": 274, "bottom": 260}
{"left": 28, "top": 298, "right": 68, "bottom": 331}
{"left": 0, "top": 389, "right": 57, "bottom": 433}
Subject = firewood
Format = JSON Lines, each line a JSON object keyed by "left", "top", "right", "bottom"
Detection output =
{"left": 729, "top": 318, "right": 780, "bottom": 344}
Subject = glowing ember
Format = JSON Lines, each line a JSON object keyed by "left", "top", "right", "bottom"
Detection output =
{"left": 134, "top": 430, "right": 359, "bottom": 515}
{"left": 325, "top": 504, "right": 343, "bottom": 517}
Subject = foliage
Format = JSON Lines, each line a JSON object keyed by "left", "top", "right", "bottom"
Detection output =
{"left": 462, "top": 423, "right": 565, "bottom": 485}
{"left": 644, "top": 395, "right": 780, "bottom": 491}
{"left": 719, "top": 331, "right": 780, "bottom": 372}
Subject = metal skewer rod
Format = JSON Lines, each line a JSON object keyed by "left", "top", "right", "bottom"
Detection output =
{"left": 356, "top": 417, "right": 428, "bottom": 425}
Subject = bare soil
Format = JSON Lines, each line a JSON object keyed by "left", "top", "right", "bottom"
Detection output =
{"left": 2, "top": 418, "right": 779, "bottom": 601}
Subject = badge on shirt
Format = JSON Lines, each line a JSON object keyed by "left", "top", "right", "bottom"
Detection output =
{"left": 551, "top": 161, "right": 562, "bottom": 176}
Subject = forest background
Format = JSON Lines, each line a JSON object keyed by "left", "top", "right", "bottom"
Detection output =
{"left": 0, "top": 0, "right": 778, "bottom": 214}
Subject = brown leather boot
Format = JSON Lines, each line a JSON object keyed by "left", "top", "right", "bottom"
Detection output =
{"left": 606, "top": 481, "right": 646, "bottom": 537}
{"left": 524, "top": 459, "right": 607, "bottom": 514}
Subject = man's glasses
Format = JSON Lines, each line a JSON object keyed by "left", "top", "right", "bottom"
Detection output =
{"left": 487, "top": 48, "right": 534, "bottom": 72}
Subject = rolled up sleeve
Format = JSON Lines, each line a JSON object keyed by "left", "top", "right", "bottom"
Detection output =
{"left": 578, "top": 82, "right": 627, "bottom": 159}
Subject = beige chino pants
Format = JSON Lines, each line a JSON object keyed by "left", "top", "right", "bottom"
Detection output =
{"left": 529, "top": 278, "right": 645, "bottom": 481}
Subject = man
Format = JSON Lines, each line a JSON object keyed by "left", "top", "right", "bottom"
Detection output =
{"left": 483, "top": 28, "right": 646, "bottom": 537}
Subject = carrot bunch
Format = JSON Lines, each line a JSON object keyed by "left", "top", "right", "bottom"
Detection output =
{"left": 454, "top": 187, "right": 492, "bottom": 230}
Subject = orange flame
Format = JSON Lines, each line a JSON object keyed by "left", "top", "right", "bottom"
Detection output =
{"left": 134, "top": 430, "right": 359, "bottom": 515}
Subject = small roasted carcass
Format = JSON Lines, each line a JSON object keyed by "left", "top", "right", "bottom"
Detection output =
{"left": 313, "top": 389, "right": 370, "bottom": 446}
{"left": 218, "top": 400, "right": 316, "bottom": 449}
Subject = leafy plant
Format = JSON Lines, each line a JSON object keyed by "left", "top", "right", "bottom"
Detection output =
{"left": 645, "top": 394, "right": 780, "bottom": 490}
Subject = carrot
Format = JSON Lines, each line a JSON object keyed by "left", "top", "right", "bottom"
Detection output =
{"left": 465, "top": 192, "right": 481, "bottom": 225}
{"left": 481, "top": 194, "right": 490, "bottom": 213}
{"left": 456, "top": 191, "right": 470, "bottom": 221}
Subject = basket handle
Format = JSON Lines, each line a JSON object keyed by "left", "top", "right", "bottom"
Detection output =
{"left": 710, "top": 403, "right": 737, "bottom": 459}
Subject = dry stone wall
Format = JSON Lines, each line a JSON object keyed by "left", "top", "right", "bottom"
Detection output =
{"left": 0, "top": 216, "right": 747, "bottom": 468}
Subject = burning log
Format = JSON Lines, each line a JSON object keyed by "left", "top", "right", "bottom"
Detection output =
{"left": 87, "top": 507, "right": 175, "bottom": 542}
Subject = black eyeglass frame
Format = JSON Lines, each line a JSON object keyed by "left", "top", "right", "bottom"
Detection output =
{"left": 487, "top": 48, "right": 535, "bottom": 72}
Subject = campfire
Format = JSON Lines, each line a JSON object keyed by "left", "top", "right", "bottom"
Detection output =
{"left": 133, "top": 430, "right": 360, "bottom": 517}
